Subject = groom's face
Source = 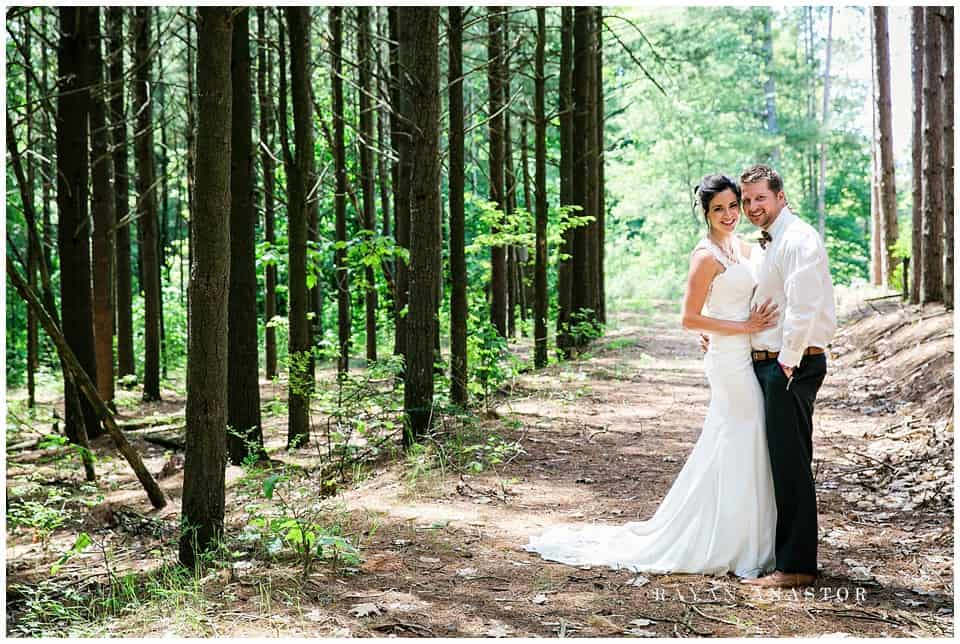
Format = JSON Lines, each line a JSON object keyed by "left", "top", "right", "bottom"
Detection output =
{"left": 741, "top": 181, "right": 786, "bottom": 230}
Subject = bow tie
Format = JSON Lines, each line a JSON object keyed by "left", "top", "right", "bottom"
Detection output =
{"left": 759, "top": 230, "right": 773, "bottom": 250}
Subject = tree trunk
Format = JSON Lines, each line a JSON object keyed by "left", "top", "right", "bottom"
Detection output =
{"left": 910, "top": 7, "right": 924, "bottom": 303}
{"left": 358, "top": 6, "right": 378, "bottom": 363}
{"left": 942, "top": 7, "right": 954, "bottom": 309}
{"left": 24, "top": 13, "right": 37, "bottom": 408}
{"left": 133, "top": 7, "right": 162, "bottom": 401}
{"left": 487, "top": 7, "right": 508, "bottom": 338}
{"left": 763, "top": 9, "right": 779, "bottom": 162}
{"left": 505, "top": 103, "right": 517, "bottom": 339}
{"left": 227, "top": 8, "right": 264, "bottom": 465}
{"left": 873, "top": 7, "right": 898, "bottom": 288}
{"left": 389, "top": 8, "right": 409, "bottom": 362}
{"left": 398, "top": 7, "right": 441, "bottom": 445}
{"left": 86, "top": 7, "right": 116, "bottom": 408}
{"left": 921, "top": 6, "right": 944, "bottom": 304}
{"left": 556, "top": 7, "right": 574, "bottom": 358}
{"left": 330, "top": 7, "right": 351, "bottom": 375}
{"left": 108, "top": 7, "right": 136, "bottom": 378}
{"left": 284, "top": 7, "right": 314, "bottom": 448}
{"left": 534, "top": 8, "right": 548, "bottom": 369}
{"left": 156, "top": 9, "right": 168, "bottom": 380}
{"left": 595, "top": 8, "right": 606, "bottom": 325}
{"left": 817, "top": 7, "right": 833, "bottom": 239}
{"left": 448, "top": 6, "right": 468, "bottom": 406}
{"left": 8, "top": 258, "right": 169, "bottom": 507}
{"left": 258, "top": 7, "right": 278, "bottom": 379}
{"left": 57, "top": 7, "right": 103, "bottom": 442}
{"left": 180, "top": 6, "right": 232, "bottom": 568}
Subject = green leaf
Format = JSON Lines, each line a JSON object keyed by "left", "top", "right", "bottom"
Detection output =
{"left": 263, "top": 474, "right": 281, "bottom": 499}
{"left": 50, "top": 532, "right": 92, "bottom": 575}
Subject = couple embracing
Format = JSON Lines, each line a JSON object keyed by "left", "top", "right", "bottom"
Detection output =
{"left": 526, "top": 165, "right": 837, "bottom": 589}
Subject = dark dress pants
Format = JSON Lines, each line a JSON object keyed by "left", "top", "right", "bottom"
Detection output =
{"left": 753, "top": 353, "right": 827, "bottom": 575}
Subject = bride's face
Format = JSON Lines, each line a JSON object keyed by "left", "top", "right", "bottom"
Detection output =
{"left": 706, "top": 189, "right": 741, "bottom": 237}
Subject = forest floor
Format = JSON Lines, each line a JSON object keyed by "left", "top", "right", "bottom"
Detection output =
{"left": 5, "top": 297, "right": 954, "bottom": 637}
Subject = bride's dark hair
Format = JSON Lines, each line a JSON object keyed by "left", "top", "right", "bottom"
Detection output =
{"left": 693, "top": 174, "right": 741, "bottom": 228}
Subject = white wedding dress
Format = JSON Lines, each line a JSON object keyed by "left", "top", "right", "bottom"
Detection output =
{"left": 525, "top": 238, "right": 776, "bottom": 578}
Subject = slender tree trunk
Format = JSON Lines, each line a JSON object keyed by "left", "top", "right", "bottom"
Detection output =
{"left": 377, "top": 8, "right": 392, "bottom": 250}
{"left": 397, "top": 7, "right": 440, "bottom": 445}
{"left": 910, "top": 7, "right": 924, "bottom": 303}
{"left": 330, "top": 7, "right": 350, "bottom": 374}
{"left": 763, "top": 9, "right": 779, "bottom": 163}
{"left": 504, "top": 101, "right": 517, "bottom": 339}
{"left": 180, "top": 6, "right": 232, "bottom": 569}
{"left": 487, "top": 7, "right": 508, "bottom": 338}
{"left": 133, "top": 7, "right": 162, "bottom": 401}
{"left": 389, "top": 8, "right": 409, "bottom": 362}
{"left": 556, "top": 7, "right": 574, "bottom": 358}
{"left": 24, "top": 13, "right": 37, "bottom": 408}
{"left": 41, "top": 15, "right": 54, "bottom": 282}
{"left": 285, "top": 7, "right": 314, "bottom": 448}
{"left": 921, "top": 6, "right": 944, "bottom": 304}
{"left": 447, "top": 6, "right": 468, "bottom": 406}
{"left": 942, "top": 7, "right": 954, "bottom": 309}
{"left": 156, "top": 9, "right": 168, "bottom": 380}
{"left": 534, "top": 8, "right": 548, "bottom": 369}
{"left": 358, "top": 6, "right": 378, "bottom": 363}
{"left": 87, "top": 6, "right": 116, "bottom": 407}
{"left": 817, "top": 7, "right": 833, "bottom": 239}
{"left": 107, "top": 8, "right": 135, "bottom": 378}
{"left": 873, "top": 7, "right": 898, "bottom": 288}
{"left": 58, "top": 7, "right": 103, "bottom": 442}
{"left": 227, "top": 8, "right": 264, "bottom": 465}
{"left": 595, "top": 7, "right": 606, "bottom": 324}
{"left": 258, "top": 8, "right": 278, "bottom": 379}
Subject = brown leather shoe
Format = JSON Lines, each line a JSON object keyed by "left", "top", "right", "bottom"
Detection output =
{"left": 740, "top": 571, "right": 816, "bottom": 588}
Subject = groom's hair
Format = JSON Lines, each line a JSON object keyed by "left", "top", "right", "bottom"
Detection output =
{"left": 740, "top": 164, "right": 783, "bottom": 194}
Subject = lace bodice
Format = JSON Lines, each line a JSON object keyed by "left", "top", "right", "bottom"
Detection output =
{"left": 693, "top": 238, "right": 756, "bottom": 322}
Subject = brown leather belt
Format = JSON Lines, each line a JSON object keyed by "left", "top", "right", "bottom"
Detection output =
{"left": 751, "top": 347, "right": 825, "bottom": 362}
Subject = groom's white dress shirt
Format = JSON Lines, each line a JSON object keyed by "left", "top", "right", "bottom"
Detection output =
{"left": 750, "top": 206, "right": 837, "bottom": 368}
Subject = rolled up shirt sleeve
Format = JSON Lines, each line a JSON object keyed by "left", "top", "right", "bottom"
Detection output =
{"left": 780, "top": 234, "right": 825, "bottom": 368}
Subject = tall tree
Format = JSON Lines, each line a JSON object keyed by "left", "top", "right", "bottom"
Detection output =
{"left": 389, "top": 8, "right": 410, "bottom": 362}
{"left": 180, "top": 6, "right": 232, "bottom": 569}
{"left": 23, "top": 13, "right": 37, "bottom": 408}
{"left": 87, "top": 7, "right": 116, "bottom": 408}
{"left": 227, "top": 8, "right": 264, "bottom": 465}
{"left": 872, "top": 7, "right": 898, "bottom": 287}
{"left": 57, "top": 7, "right": 102, "bottom": 442}
{"left": 762, "top": 9, "right": 780, "bottom": 162}
{"left": 556, "top": 7, "right": 575, "bottom": 358}
{"left": 533, "top": 7, "right": 548, "bottom": 369}
{"left": 331, "top": 6, "right": 351, "bottom": 374}
{"left": 921, "top": 6, "right": 944, "bottom": 304}
{"left": 594, "top": 7, "right": 606, "bottom": 324}
{"left": 816, "top": 7, "right": 833, "bottom": 239}
{"left": 942, "top": 6, "right": 954, "bottom": 309}
{"left": 448, "top": 6, "right": 467, "bottom": 405}
{"left": 133, "top": 7, "right": 162, "bottom": 400}
{"left": 108, "top": 7, "right": 135, "bottom": 378}
{"left": 284, "top": 7, "right": 314, "bottom": 448}
{"left": 487, "top": 7, "right": 508, "bottom": 338}
{"left": 397, "top": 7, "right": 441, "bottom": 445}
{"left": 358, "top": 7, "right": 378, "bottom": 362}
{"left": 910, "top": 7, "right": 924, "bottom": 303}
{"left": 258, "top": 7, "right": 278, "bottom": 378}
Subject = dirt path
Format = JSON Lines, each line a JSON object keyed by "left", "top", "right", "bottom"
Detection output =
{"left": 6, "top": 305, "right": 953, "bottom": 637}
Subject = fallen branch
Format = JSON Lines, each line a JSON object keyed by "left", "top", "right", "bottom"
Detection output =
{"left": 7, "top": 257, "right": 167, "bottom": 509}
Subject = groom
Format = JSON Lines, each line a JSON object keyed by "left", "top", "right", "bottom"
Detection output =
{"left": 737, "top": 165, "right": 837, "bottom": 589}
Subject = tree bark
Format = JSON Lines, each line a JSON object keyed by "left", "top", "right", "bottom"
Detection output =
{"left": 57, "top": 6, "right": 103, "bottom": 442}
{"left": 921, "top": 6, "right": 944, "bottom": 304}
{"left": 448, "top": 6, "right": 468, "bottom": 406}
{"left": 534, "top": 8, "right": 548, "bottom": 369}
{"left": 873, "top": 7, "right": 898, "bottom": 288}
{"left": 389, "top": 8, "right": 409, "bottom": 362}
{"left": 910, "top": 7, "right": 924, "bottom": 303}
{"left": 817, "top": 7, "right": 833, "bottom": 240}
{"left": 133, "top": 7, "right": 162, "bottom": 401}
{"left": 87, "top": 7, "right": 116, "bottom": 408}
{"left": 398, "top": 7, "right": 441, "bottom": 445}
{"left": 257, "top": 7, "right": 278, "bottom": 379}
{"left": 24, "top": 13, "right": 37, "bottom": 408}
{"left": 556, "top": 7, "right": 574, "bottom": 358}
{"left": 8, "top": 258, "right": 168, "bottom": 507}
{"left": 108, "top": 7, "right": 136, "bottom": 378}
{"left": 284, "top": 7, "right": 314, "bottom": 448}
{"left": 331, "top": 6, "right": 351, "bottom": 375}
{"left": 487, "top": 7, "right": 508, "bottom": 338}
{"left": 942, "top": 7, "right": 954, "bottom": 309}
{"left": 227, "top": 7, "right": 264, "bottom": 465}
{"left": 358, "top": 6, "right": 378, "bottom": 363}
{"left": 595, "top": 7, "right": 606, "bottom": 325}
{"left": 180, "top": 6, "right": 232, "bottom": 569}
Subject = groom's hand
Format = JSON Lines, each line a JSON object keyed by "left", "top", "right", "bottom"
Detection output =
{"left": 779, "top": 362, "right": 794, "bottom": 378}
{"left": 699, "top": 334, "right": 710, "bottom": 353}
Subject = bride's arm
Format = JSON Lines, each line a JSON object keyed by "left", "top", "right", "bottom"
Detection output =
{"left": 681, "top": 250, "right": 777, "bottom": 336}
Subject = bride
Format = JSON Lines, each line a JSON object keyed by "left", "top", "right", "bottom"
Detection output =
{"left": 525, "top": 174, "right": 779, "bottom": 579}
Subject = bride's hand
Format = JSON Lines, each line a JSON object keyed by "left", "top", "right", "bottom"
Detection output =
{"left": 744, "top": 298, "right": 779, "bottom": 333}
